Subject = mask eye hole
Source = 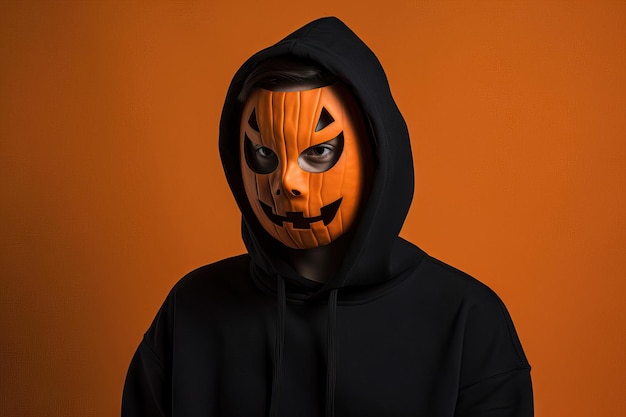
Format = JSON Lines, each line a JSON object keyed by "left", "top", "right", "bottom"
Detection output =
{"left": 244, "top": 134, "right": 278, "bottom": 174}
{"left": 315, "top": 107, "right": 335, "bottom": 132}
{"left": 298, "top": 133, "right": 344, "bottom": 173}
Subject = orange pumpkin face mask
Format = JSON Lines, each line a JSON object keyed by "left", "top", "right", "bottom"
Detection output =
{"left": 240, "top": 84, "right": 370, "bottom": 249}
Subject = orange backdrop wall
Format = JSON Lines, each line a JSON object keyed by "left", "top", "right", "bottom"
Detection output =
{"left": 1, "top": 1, "right": 624, "bottom": 416}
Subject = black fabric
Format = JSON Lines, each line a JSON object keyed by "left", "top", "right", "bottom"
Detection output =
{"left": 122, "top": 17, "right": 533, "bottom": 417}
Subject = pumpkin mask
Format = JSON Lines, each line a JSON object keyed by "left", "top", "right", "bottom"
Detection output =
{"left": 240, "top": 84, "right": 369, "bottom": 249}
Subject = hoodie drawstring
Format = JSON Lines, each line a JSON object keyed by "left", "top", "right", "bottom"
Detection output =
{"left": 326, "top": 288, "right": 338, "bottom": 417}
{"left": 269, "top": 277, "right": 339, "bottom": 417}
{"left": 269, "top": 275, "right": 286, "bottom": 417}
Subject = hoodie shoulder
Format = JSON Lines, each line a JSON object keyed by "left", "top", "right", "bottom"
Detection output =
{"left": 173, "top": 254, "right": 254, "bottom": 297}
{"left": 420, "top": 255, "right": 531, "bottom": 377}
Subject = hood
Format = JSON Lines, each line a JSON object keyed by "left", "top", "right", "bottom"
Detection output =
{"left": 219, "top": 17, "right": 414, "bottom": 293}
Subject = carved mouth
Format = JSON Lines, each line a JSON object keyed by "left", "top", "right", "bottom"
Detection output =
{"left": 259, "top": 198, "right": 342, "bottom": 230}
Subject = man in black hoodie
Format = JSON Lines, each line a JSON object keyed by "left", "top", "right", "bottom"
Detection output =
{"left": 123, "top": 17, "right": 533, "bottom": 417}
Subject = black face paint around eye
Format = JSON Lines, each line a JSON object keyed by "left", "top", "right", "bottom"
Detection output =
{"left": 298, "top": 133, "right": 344, "bottom": 173}
{"left": 244, "top": 134, "right": 278, "bottom": 174}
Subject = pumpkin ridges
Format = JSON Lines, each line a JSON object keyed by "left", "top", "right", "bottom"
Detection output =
{"left": 241, "top": 85, "right": 368, "bottom": 249}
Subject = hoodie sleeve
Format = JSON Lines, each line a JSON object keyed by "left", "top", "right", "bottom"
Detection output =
{"left": 122, "top": 289, "right": 176, "bottom": 417}
{"left": 455, "top": 368, "right": 533, "bottom": 417}
{"left": 454, "top": 287, "right": 534, "bottom": 417}
{"left": 121, "top": 340, "right": 170, "bottom": 417}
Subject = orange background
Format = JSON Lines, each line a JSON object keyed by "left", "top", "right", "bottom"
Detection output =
{"left": 1, "top": 1, "right": 624, "bottom": 416}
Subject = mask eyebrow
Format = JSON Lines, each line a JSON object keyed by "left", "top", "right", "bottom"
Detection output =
{"left": 315, "top": 107, "right": 334, "bottom": 132}
{"left": 248, "top": 109, "right": 260, "bottom": 131}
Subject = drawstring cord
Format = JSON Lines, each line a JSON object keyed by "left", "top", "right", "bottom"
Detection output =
{"left": 326, "top": 288, "right": 339, "bottom": 417}
{"left": 269, "top": 277, "right": 339, "bottom": 417}
{"left": 269, "top": 275, "right": 286, "bottom": 417}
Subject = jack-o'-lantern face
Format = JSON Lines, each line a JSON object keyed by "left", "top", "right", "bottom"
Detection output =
{"left": 240, "top": 84, "right": 369, "bottom": 249}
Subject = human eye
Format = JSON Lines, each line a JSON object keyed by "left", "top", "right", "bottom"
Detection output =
{"left": 256, "top": 145, "right": 275, "bottom": 158}
{"left": 244, "top": 134, "right": 278, "bottom": 174}
{"left": 305, "top": 144, "right": 334, "bottom": 160}
{"left": 298, "top": 133, "right": 344, "bottom": 173}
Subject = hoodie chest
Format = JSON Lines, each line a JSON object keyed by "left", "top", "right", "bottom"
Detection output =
{"left": 170, "top": 286, "right": 464, "bottom": 416}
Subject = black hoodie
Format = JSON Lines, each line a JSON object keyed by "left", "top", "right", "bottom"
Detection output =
{"left": 122, "top": 17, "right": 533, "bottom": 417}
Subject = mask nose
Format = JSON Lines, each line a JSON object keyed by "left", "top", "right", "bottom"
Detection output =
{"left": 278, "top": 161, "right": 306, "bottom": 198}
{"left": 275, "top": 189, "right": 300, "bottom": 196}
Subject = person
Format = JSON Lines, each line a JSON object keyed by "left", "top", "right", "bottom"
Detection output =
{"left": 122, "top": 17, "right": 533, "bottom": 417}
